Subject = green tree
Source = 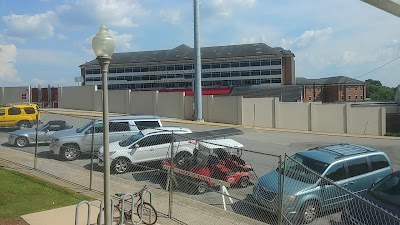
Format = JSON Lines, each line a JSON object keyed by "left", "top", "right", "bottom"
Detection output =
{"left": 365, "top": 79, "right": 396, "bottom": 101}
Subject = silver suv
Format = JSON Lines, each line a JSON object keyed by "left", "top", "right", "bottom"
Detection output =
{"left": 49, "top": 115, "right": 162, "bottom": 161}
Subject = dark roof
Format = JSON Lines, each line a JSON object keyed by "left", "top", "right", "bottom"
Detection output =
{"left": 296, "top": 76, "right": 365, "bottom": 85}
{"left": 81, "top": 43, "right": 294, "bottom": 67}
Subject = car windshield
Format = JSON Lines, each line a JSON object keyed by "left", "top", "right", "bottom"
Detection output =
{"left": 369, "top": 173, "right": 400, "bottom": 207}
{"left": 76, "top": 121, "right": 93, "bottom": 133}
{"left": 119, "top": 132, "right": 144, "bottom": 147}
{"left": 279, "top": 154, "right": 329, "bottom": 184}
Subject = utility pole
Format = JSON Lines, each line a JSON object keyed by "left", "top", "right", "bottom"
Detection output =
{"left": 194, "top": 0, "right": 203, "bottom": 121}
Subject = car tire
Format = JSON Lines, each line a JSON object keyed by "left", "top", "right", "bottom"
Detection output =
{"left": 174, "top": 152, "right": 192, "bottom": 167}
{"left": 298, "top": 200, "right": 319, "bottom": 224}
{"left": 237, "top": 176, "right": 250, "bottom": 188}
{"left": 59, "top": 144, "right": 80, "bottom": 161}
{"left": 195, "top": 181, "right": 209, "bottom": 195}
{"left": 15, "top": 136, "right": 29, "bottom": 148}
{"left": 17, "top": 121, "right": 31, "bottom": 129}
{"left": 111, "top": 157, "right": 130, "bottom": 174}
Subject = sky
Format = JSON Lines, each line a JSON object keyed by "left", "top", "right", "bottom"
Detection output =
{"left": 1, "top": 0, "right": 400, "bottom": 88}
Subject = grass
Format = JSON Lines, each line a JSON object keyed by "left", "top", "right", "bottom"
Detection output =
{"left": 0, "top": 167, "right": 92, "bottom": 218}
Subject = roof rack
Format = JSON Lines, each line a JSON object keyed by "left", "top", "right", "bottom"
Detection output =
{"left": 309, "top": 143, "right": 376, "bottom": 158}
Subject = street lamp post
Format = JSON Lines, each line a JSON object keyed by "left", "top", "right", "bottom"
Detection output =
{"left": 92, "top": 25, "right": 115, "bottom": 225}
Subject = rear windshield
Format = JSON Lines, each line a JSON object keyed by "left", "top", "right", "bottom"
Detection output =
{"left": 24, "top": 107, "right": 36, "bottom": 114}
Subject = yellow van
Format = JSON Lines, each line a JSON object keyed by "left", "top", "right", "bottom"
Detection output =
{"left": 0, "top": 103, "right": 40, "bottom": 129}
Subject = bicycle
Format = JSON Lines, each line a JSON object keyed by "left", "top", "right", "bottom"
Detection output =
{"left": 97, "top": 185, "right": 158, "bottom": 225}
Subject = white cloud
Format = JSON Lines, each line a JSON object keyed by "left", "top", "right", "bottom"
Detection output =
{"left": 2, "top": 11, "right": 56, "bottom": 39}
{"left": 0, "top": 44, "right": 21, "bottom": 83}
{"left": 160, "top": 9, "right": 182, "bottom": 25}
{"left": 57, "top": 0, "right": 149, "bottom": 28}
{"left": 205, "top": 0, "right": 257, "bottom": 16}
{"left": 280, "top": 27, "right": 334, "bottom": 49}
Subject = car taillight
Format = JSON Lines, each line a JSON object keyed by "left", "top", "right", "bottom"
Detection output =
{"left": 188, "top": 140, "right": 197, "bottom": 144}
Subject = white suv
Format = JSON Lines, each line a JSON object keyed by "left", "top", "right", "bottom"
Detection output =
{"left": 97, "top": 127, "right": 194, "bottom": 174}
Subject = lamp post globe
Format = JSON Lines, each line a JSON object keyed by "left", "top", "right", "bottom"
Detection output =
{"left": 92, "top": 24, "right": 114, "bottom": 225}
{"left": 92, "top": 25, "right": 115, "bottom": 58}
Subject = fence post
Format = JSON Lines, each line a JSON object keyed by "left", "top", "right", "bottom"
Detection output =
{"left": 168, "top": 131, "right": 175, "bottom": 219}
{"left": 33, "top": 111, "right": 40, "bottom": 170}
{"left": 89, "top": 118, "right": 95, "bottom": 191}
{"left": 277, "top": 155, "right": 284, "bottom": 225}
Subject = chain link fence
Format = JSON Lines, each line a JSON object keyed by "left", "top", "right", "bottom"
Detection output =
{"left": 4, "top": 110, "right": 399, "bottom": 225}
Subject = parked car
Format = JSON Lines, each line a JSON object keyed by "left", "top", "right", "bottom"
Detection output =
{"left": 97, "top": 127, "right": 194, "bottom": 174}
{"left": 0, "top": 103, "right": 39, "bottom": 129}
{"left": 8, "top": 120, "right": 73, "bottom": 147}
{"left": 252, "top": 144, "right": 393, "bottom": 223}
{"left": 341, "top": 170, "right": 400, "bottom": 225}
{"left": 49, "top": 115, "right": 162, "bottom": 161}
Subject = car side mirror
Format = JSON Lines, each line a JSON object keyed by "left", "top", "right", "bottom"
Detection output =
{"left": 134, "top": 144, "right": 139, "bottom": 148}
{"left": 85, "top": 129, "right": 92, "bottom": 135}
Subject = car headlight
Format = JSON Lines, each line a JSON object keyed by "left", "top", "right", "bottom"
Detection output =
{"left": 282, "top": 194, "right": 296, "bottom": 202}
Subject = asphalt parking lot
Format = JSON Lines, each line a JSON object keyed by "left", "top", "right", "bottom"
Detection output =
{"left": 1, "top": 111, "right": 399, "bottom": 224}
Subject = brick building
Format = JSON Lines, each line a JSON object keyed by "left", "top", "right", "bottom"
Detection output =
{"left": 296, "top": 76, "right": 366, "bottom": 103}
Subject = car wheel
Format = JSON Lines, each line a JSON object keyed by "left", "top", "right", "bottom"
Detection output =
{"left": 17, "top": 121, "right": 31, "bottom": 129}
{"left": 15, "top": 136, "right": 29, "bottom": 147}
{"left": 196, "top": 181, "right": 209, "bottom": 195}
{"left": 174, "top": 152, "right": 192, "bottom": 167}
{"left": 299, "top": 201, "right": 319, "bottom": 224}
{"left": 111, "top": 158, "right": 130, "bottom": 174}
{"left": 59, "top": 144, "right": 80, "bottom": 161}
{"left": 237, "top": 176, "right": 250, "bottom": 188}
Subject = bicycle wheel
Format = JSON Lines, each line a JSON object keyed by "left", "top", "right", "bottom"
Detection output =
{"left": 97, "top": 205, "right": 122, "bottom": 225}
{"left": 137, "top": 202, "right": 158, "bottom": 225}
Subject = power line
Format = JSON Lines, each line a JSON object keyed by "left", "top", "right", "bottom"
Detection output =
{"left": 354, "top": 56, "right": 400, "bottom": 79}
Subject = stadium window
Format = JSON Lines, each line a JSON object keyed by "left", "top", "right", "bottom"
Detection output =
{"left": 109, "top": 68, "right": 117, "bottom": 73}
{"left": 125, "top": 76, "right": 133, "bottom": 81}
{"left": 230, "top": 62, "right": 240, "bottom": 68}
{"left": 261, "top": 60, "right": 270, "bottom": 66}
{"left": 117, "top": 76, "right": 125, "bottom": 80}
{"left": 261, "top": 70, "right": 271, "bottom": 75}
{"left": 241, "top": 71, "right": 250, "bottom": 76}
{"left": 271, "top": 78, "right": 281, "bottom": 83}
{"left": 203, "top": 73, "right": 211, "bottom": 78}
{"left": 125, "top": 67, "right": 133, "bottom": 73}
{"left": 221, "top": 72, "right": 230, "bottom": 77}
{"left": 231, "top": 71, "right": 240, "bottom": 77}
{"left": 271, "top": 59, "right": 281, "bottom": 65}
{"left": 184, "top": 64, "right": 193, "bottom": 70}
{"left": 149, "top": 66, "right": 157, "bottom": 72}
{"left": 158, "top": 65, "right": 166, "bottom": 71}
{"left": 221, "top": 62, "right": 230, "bottom": 68}
{"left": 133, "top": 67, "right": 141, "bottom": 72}
{"left": 251, "top": 70, "right": 260, "bottom": 76}
{"left": 86, "top": 69, "right": 93, "bottom": 74}
{"left": 211, "top": 63, "right": 220, "bottom": 69}
{"left": 93, "top": 69, "right": 100, "bottom": 74}
{"left": 166, "top": 65, "right": 175, "bottom": 71}
{"left": 202, "top": 63, "right": 211, "bottom": 69}
{"left": 271, "top": 69, "right": 281, "bottom": 75}
{"left": 175, "top": 65, "right": 184, "bottom": 70}
{"left": 116, "top": 67, "right": 124, "bottom": 73}
{"left": 141, "top": 67, "right": 149, "bottom": 72}
{"left": 250, "top": 60, "right": 261, "bottom": 67}
{"left": 108, "top": 77, "right": 117, "bottom": 80}
{"left": 240, "top": 61, "right": 250, "bottom": 67}
{"left": 212, "top": 72, "right": 221, "bottom": 78}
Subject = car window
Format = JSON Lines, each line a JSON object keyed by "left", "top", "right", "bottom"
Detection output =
{"left": 325, "top": 162, "right": 346, "bottom": 182}
{"left": 8, "top": 107, "right": 21, "bottom": 115}
{"left": 347, "top": 157, "right": 369, "bottom": 178}
{"left": 134, "top": 121, "right": 161, "bottom": 130}
{"left": 370, "top": 173, "right": 400, "bottom": 207}
{"left": 0, "top": 109, "right": 4, "bottom": 116}
{"left": 109, "top": 122, "right": 130, "bottom": 132}
{"left": 369, "top": 155, "right": 390, "bottom": 171}
{"left": 23, "top": 107, "right": 36, "bottom": 114}
{"left": 136, "top": 134, "right": 172, "bottom": 147}
{"left": 93, "top": 122, "right": 103, "bottom": 133}
{"left": 120, "top": 132, "right": 144, "bottom": 147}
{"left": 48, "top": 124, "right": 62, "bottom": 131}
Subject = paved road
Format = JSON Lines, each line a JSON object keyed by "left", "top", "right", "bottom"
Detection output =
{"left": 1, "top": 111, "right": 399, "bottom": 225}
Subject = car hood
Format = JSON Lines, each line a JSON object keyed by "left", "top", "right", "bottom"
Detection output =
{"left": 51, "top": 128, "right": 78, "bottom": 138}
{"left": 258, "top": 170, "right": 313, "bottom": 195}
{"left": 99, "top": 141, "right": 128, "bottom": 155}
{"left": 10, "top": 128, "right": 37, "bottom": 135}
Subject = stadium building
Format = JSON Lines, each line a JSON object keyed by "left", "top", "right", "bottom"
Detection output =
{"left": 80, "top": 43, "right": 295, "bottom": 95}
